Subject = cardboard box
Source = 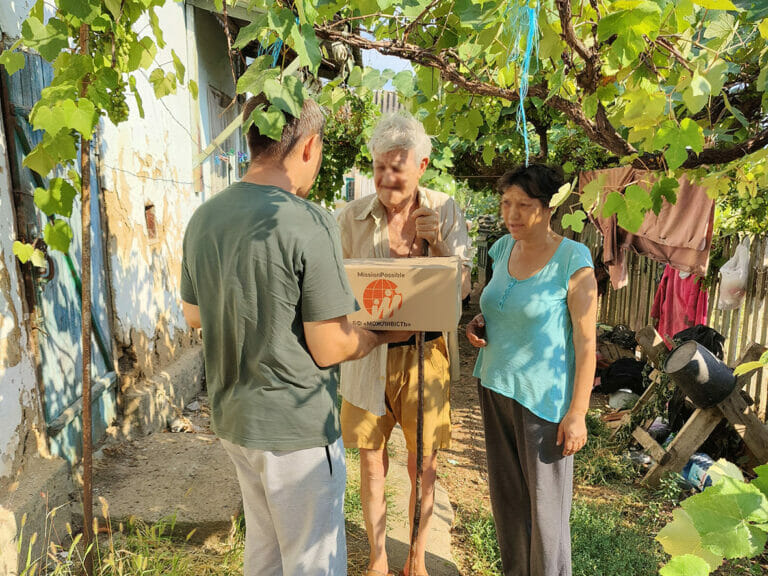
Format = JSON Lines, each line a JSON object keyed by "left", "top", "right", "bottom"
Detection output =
{"left": 343, "top": 257, "right": 462, "bottom": 332}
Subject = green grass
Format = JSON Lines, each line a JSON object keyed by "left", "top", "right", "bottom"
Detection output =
{"left": 345, "top": 448, "right": 364, "bottom": 524}
{"left": 20, "top": 512, "right": 244, "bottom": 576}
{"left": 456, "top": 498, "right": 664, "bottom": 576}
{"left": 571, "top": 500, "right": 664, "bottom": 576}
{"left": 455, "top": 507, "right": 502, "bottom": 576}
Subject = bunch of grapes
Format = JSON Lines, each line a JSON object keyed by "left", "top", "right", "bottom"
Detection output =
{"left": 106, "top": 78, "right": 130, "bottom": 124}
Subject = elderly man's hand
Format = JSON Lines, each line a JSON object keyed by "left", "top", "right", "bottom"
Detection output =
{"left": 412, "top": 206, "right": 441, "bottom": 246}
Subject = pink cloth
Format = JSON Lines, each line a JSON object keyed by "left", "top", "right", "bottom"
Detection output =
{"left": 650, "top": 265, "right": 709, "bottom": 342}
{"left": 580, "top": 167, "right": 715, "bottom": 289}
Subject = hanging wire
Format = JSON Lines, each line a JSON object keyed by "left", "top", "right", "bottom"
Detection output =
{"left": 502, "top": 0, "right": 540, "bottom": 165}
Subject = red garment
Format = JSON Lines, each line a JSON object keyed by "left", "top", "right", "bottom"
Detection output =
{"left": 650, "top": 265, "right": 709, "bottom": 342}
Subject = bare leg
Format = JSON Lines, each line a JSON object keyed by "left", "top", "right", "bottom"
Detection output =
{"left": 402, "top": 450, "right": 438, "bottom": 576}
{"left": 360, "top": 448, "right": 390, "bottom": 573}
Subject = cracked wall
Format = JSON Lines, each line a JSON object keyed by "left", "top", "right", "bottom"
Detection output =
{"left": 98, "top": 1, "right": 205, "bottom": 379}
{"left": 0, "top": 105, "right": 39, "bottom": 480}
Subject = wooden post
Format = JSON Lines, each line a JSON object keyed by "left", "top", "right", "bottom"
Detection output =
{"left": 409, "top": 331, "right": 425, "bottom": 576}
{"left": 636, "top": 325, "right": 669, "bottom": 366}
{"left": 717, "top": 390, "right": 768, "bottom": 463}
{"left": 79, "top": 22, "right": 94, "bottom": 576}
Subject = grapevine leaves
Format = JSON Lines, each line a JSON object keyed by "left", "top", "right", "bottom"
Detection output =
{"left": 44, "top": 220, "right": 74, "bottom": 253}
{"left": 0, "top": 47, "right": 25, "bottom": 75}
{"left": 683, "top": 477, "right": 768, "bottom": 559}
{"left": 602, "top": 185, "right": 652, "bottom": 233}
{"left": 11, "top": 0, "right": 193, "bottom": 259}
{"left": 34, "top": 179, "right": 78, "bottom": 218}
{"left": 550, "top": 180, "right": 575, "bottom": 208}
{"left": 733, "top": 350, "right": 768, "bottom": 376}
{"left": 561, "top": 210, "right": 587, "bottom": 233}
{"left": 659, "top": 555, "right": 711, "bottom": 576}
{"left": 244, "top": 106, "right": 286, "bottom": 142}
{"left": 659, "top": 461, "right": 768, "bottom": 573}
{"left": 657, "top": 509, "right": 725, "bottom": 571}
{"left": 21, "top": 17, "right": 69, "bottom": 62}
{"left": 580, "top": 174, "right": 606, "bottom": 213}
{"left": 649, "top": 178, "right": 679, "bottom": 215}
{"left": 237, "top": 55, "right": 307, "bottom": 139}
{"left": 12, "top": 242, "right": 47, "bottom": 268}
{"left": 653, "top": 119, "right": 704, "bottom": 171}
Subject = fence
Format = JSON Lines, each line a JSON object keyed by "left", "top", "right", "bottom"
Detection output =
{"left": 554, "top": 219, "right": 768, "bottom": 420}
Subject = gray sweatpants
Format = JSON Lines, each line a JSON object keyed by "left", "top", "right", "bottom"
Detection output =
{"left": 479, "top": 384, "right": 573, "bottom": 576}
{"left": 221, "top": 436, "right": 347, "bottom": 576}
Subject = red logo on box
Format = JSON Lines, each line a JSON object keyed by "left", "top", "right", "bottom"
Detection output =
{"left": 362, "top": 279, "right": 403, "bottom": 319}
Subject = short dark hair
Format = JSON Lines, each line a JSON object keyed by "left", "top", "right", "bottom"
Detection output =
{"left": 497, "top": 164, "right": 565, "bottom": 205}
{"left": 243, "top": 94, "right": 325, "bottom": 161}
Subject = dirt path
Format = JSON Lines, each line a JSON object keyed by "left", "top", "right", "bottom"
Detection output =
{"left": 437, "top": 292, "right": 493, "bottom": 572}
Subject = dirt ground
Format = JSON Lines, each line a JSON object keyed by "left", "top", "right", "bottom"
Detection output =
{"left": 437, "top": 294, "right": 495, "bottom": 572}
{"left": 344, "top": 293, "right": 491, "bottom": 575}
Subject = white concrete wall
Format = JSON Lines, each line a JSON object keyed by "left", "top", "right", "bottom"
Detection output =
{"left": 0, "top": 104, "right": 39, "bottom": 479}
{"left": 97, "top": 1, "right": 204, "bottom": 375}
{"left": 0, "top": 0, "right": 36, "bottom": 39}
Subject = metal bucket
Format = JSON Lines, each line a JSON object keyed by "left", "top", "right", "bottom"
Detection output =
{"left": 664, "top": 340, "right": 737, "bottom": 408}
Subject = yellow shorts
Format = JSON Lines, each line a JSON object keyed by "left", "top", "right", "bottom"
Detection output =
{"left": 341, "top": 337, "right": 451, "bottom": 453}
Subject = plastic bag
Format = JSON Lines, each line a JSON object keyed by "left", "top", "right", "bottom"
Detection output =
{"left": 717, "top": 237, "right": 750, "bottom": 310}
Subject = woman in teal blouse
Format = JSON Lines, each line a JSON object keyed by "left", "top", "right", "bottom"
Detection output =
{"left": 467, "top": 164, "right": 597, "bottom": 576}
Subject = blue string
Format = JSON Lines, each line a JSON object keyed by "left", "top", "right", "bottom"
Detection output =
{"left": 503, "top": 1, "right": 540, "bottom": 166}
{"left": 258, "top": 38, "right": 283, "bottom": 68}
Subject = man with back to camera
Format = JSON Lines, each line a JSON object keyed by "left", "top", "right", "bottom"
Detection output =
{"left": 180, "top": 95, "right": 411, "bottom": 576}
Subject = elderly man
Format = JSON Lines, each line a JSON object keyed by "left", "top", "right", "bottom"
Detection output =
{"left": 337, "top": 113, "right": 471, "bottom": 576}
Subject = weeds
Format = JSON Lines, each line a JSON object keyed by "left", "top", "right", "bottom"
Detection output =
{"left": 571, "top": 499, "right": 664, "bottom": 576}
{"left": 19, "top": 507, "right": 244, "bottom": 576}
{"left": 345, "top": 448, "right": 364, "bottom": 524}
{"left": 574, "top": 412, "right": 635, "bottom": 485}
{"left": 454, "top": 507, "right": 502, "bottom": 576}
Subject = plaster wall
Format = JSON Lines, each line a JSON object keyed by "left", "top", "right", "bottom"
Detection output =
{"left": 0, "top": 0, "right": 36, "bottom": 39}
{"left": 0, "top": 99, "right": 40, "bottom": 480}
{"left": 194, "top": 8, "right": 244, "bottom": 199}
{"left": 97, "top": 1, "right": 204, "bottom": 376}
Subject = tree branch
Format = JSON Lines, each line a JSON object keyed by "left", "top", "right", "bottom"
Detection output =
{"left": 402, "top": 0, "right": 441, "bottom": 44}
{"left": 315, "top": 25, "right": 636, "bottom": 158}
{"left": 682, "top": 127, "right": 768, "bottom": 168}
{"left": 315, "top": 24, "right": 763, "bottom": 169}
{"left": 634, "top": 128, "right": 768, "bottom": 170}
{"left": 555, "top": 0, "right": 601, "bottom": 91}
{"left": 652, "top": 37, "right": 693, "bottom": 72}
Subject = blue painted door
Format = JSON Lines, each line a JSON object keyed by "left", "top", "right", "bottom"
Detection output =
{"left": 3, "top": 53, "right": 116, "bottom": 463}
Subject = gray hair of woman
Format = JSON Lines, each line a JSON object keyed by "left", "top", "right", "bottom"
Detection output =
{"left": 368, "top": 112, "right": 432, "bottom": 162}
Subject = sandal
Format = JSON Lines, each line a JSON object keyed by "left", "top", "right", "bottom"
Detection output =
{"left": 364, "top": 570, "right": 395, "bottom": 576}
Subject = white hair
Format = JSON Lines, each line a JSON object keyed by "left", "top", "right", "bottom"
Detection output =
{"left": 368, "top": 112, "right": 432, "bottom": 163}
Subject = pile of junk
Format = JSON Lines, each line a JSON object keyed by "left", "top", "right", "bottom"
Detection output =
{"left": 594, "top": 322, "right": 764, "bottom": 492}
{"left": 578, "top": 166, "right": 767, "bottom": 492}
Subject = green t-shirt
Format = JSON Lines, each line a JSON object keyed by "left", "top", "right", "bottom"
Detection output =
{"left": 180, "top": 182, "right": 357, "bottom": 451}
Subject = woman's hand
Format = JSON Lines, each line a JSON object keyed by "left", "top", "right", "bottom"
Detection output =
{"left": 556, "top": 410, "right": 587, "bottom": 457}
{"left": 466, "top": 314, "right": 487, "bottom": 347}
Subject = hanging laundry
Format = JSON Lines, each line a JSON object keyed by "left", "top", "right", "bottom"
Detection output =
{"left": 580, "top": 167, "right": 715, "bottom": 289}
{"left": 651, "top": 265, "right": 709, "bottom": 343}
